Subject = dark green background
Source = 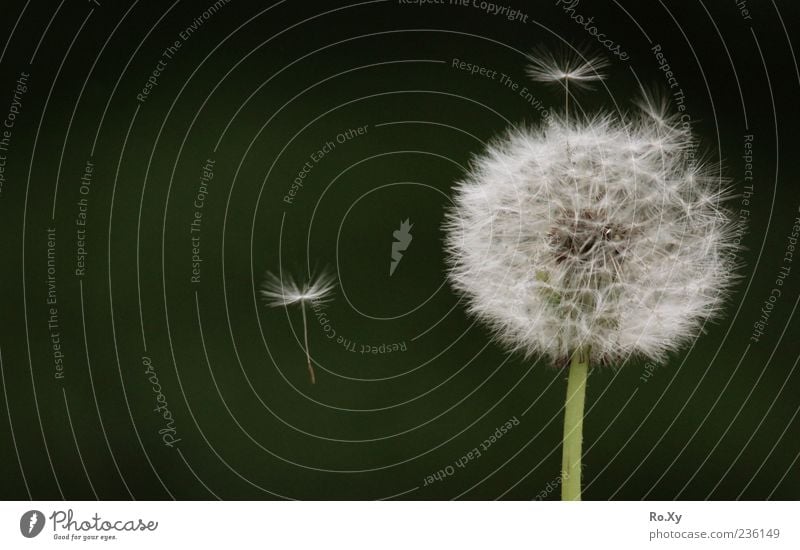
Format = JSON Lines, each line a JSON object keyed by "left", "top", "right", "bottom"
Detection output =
{"left": 0, "top": 0, "right": 798, "bottom": 500}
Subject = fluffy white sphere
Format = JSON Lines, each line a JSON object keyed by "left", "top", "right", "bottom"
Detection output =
{"left": 444, "top": 107, "right": 739, "bottom": 366}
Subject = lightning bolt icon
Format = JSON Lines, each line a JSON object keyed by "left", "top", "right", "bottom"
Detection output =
{"left": 390, "top": 219, "right": 413, "bottom": 276}
{"left": 28, "top": 512, "right": 38, "bottom": 534}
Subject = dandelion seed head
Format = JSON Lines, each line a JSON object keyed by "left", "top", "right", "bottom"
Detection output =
{"left": 444, "top": 101, "right": 739, "bottom": 366}
{"left": 260, "top": 269, "right": 336, "bottom": 308}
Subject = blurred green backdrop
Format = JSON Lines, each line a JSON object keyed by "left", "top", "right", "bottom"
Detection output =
{"left": 0, "top": 0, "right": 798, "bottom": 500}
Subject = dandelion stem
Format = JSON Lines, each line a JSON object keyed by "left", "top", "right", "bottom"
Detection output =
{"left": 561, "top": 346, "right": 588, "bottom": 501}
{"left": 301, "top": 301, "right": 316, "bottom": 384}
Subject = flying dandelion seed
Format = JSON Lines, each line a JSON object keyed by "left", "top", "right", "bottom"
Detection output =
{"left": 260, "top": 269, "right": 336, "bottom": 384}
{"left": 526, "top": 46, "right": 609, "bottom": 122}
{"left": 526, "top": 47, "right": 609, "bottom": 90}
{"left": 444, "top": 52, "right": 739, "bottom": 500}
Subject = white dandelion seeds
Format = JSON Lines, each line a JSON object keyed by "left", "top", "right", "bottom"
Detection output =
{"left": 444, "top": 55, "right": 739, "bottom": 499}
{"left": 445, "top": 111, "right": 738, "bottom": 366}
{"left": 260, "top": 269, "right": 336, "bottom": 384}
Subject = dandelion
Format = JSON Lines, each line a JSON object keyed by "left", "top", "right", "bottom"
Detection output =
{"left": 260, "top": 269, "right": 336, "bottom": 384}
{"left": 444, "top": 53, "right": 738, "bottom": 500}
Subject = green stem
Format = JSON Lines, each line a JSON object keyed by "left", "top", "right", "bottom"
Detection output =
{"left": 561, "top": 346, "right": 589, "bottom": 501}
